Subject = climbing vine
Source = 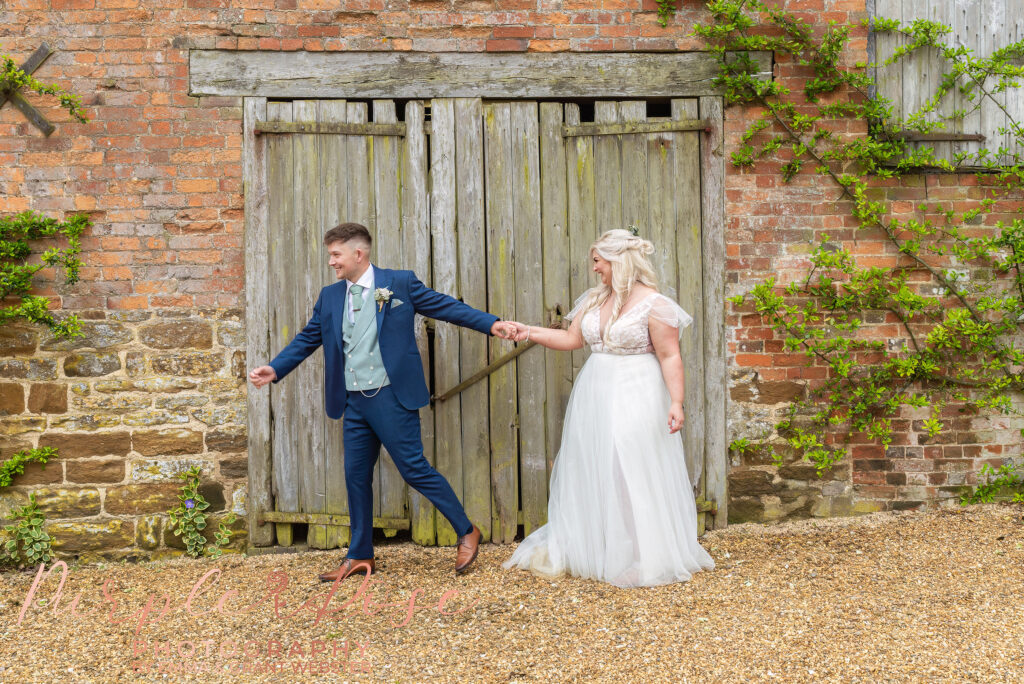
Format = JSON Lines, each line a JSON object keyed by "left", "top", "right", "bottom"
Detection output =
{"left": 691, "top": 2, "right": 1024, "bottom": 494}
{"left": 1, "top": 210, "right": 88, "bottom": 339}
{"left": 1, "top": 49, "right": 89, "bottom": 124}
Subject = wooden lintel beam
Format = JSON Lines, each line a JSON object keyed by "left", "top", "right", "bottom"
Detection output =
{"left": 255, "top": 120, "right": 407, "bottom": 136}
{"left": 190, "top": 50, "right": 774, "bottom": 99}
{"left": 562, "top": 118, "right": 708, "bottom": 137}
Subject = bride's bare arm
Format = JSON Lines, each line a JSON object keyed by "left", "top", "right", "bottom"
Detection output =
{"left": 649, "top": 316, "right": 685, "bottom": 433}
{"left": 516, "top": 315, "right": 585, "bottom": 351}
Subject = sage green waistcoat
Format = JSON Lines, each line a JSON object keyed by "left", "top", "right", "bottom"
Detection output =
{"left": 343, "top": 290, "right": 390, "bottom": 392}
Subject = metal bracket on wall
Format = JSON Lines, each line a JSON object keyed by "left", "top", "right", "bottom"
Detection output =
{"left": 0, "top": 43, "right": 57, "bottom": 136}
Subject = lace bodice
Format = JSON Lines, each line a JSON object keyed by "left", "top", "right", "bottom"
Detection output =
{"left": 570, "top": 290, "right": 694, "bottom": 355}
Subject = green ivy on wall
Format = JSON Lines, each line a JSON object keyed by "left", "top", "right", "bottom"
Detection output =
{"left": 691, "top": 2, "right": 1024, "bottom": 500}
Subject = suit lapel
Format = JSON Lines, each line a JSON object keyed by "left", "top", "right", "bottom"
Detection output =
{"left": 374, "top": 266, "right": 391, "bottom": 335}
{"left": 334, "top": 284, "right": 346, "bottom": 352}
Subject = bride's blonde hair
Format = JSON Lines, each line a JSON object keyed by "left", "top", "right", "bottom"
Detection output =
{"left": 582, "top": 229, "right": 659, "bottom": 345}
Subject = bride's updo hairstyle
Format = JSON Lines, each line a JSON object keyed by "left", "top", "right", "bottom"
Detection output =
{"left": 583, "top": 229, "right": 659, "bottom": 346}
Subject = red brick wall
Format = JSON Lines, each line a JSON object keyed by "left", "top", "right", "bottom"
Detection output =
{"left": 1, "top": 0, "right": 1019, "bottom": 557}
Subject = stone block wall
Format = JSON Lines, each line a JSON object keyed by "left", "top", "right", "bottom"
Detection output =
{"left": 0, "top": 310, "right": 248, "bottom": 561}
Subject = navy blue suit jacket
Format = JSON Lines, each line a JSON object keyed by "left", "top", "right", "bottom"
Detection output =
{"left": 268, "top": 267, "right": 499, "bottom": 419}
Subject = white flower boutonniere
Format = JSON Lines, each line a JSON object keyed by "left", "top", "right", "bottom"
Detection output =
{"left": 374, "top": 287, "right": 394, "bottom": 312}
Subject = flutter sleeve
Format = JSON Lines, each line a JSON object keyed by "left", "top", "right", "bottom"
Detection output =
{"left": 564, "top": 288, "right": 596, "bottom": 322}
{"left": 649, "top": 294, "right": 694, "bottom": 338}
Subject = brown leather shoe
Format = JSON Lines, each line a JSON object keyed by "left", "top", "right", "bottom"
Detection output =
{"left": 318, "top": 558, "right": 375, "bottom": 583}
{"left": 455, "top": 525, "right": 482, "bottom": 574}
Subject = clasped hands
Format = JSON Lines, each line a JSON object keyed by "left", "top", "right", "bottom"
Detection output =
{"left": 490, "top": 320, "right": 531, "bottom": 341}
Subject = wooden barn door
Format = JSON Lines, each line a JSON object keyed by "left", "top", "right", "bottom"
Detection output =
{"left": 259, "top": 99, "right": 431, "bottom": 550}
{"left": 427, "top": 98, "right": 711, "bottom": 543}
{"left": 248, "top": 96, "right": 713, "bottom": 549}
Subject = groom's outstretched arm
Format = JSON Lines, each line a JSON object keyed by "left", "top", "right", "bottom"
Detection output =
{"left": 408, "top": 273, "right": 507, "bottom": 336}
{"left": 265, "top": 291, "right": 325, "bottom": 383}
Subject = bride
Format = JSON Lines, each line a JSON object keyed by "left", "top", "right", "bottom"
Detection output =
{"left": 502, "top": 229, "right": 715, "bottom": 588}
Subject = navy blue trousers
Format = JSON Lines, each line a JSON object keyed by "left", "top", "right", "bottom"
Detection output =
{"left": 342, "top": 385, "right": 473, "bottom": 559}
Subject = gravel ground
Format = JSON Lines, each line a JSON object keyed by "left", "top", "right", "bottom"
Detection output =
{"left": 2, "top": 504, "right": 1023, "bottom": 683}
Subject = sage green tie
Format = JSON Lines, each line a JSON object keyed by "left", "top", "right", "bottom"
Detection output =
{"left": 349, "top": 284, "right": 364, "bottom": 313}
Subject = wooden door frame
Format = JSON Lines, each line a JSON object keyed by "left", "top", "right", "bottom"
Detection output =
{"left": 225, "top": 52, "right": 770, "bottom": 544}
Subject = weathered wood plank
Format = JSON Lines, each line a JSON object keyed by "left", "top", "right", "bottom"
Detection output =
{"left": 261, "top": 511, "right": 409, "bottom": 530}
{"left": 267, "top": 100, "right": 296, "bottom": 547}
{"left": 562, "top": 119, "right": 706, "bottom": 137}
{"left": 673, "top": 98, "right": 708, "bottom": 533}
{"left": 594, "top": 101, "right": 622, "bottom": 236}
{"left": 700, "top": 96, "right": 728, "bottom": 530}
{"left": 8, "top": 92, "right": 55, "bottom": 136}
{"left": 190, "top": 51, "right": 773, "bottom": 99}
{"left": 0, "top": 43, "right": 53, "bottom": 110}
{"left": 565, "top": 103, "right": 596, "bottom": 378}
{"left": 871, "top": 0, "right": 904, "bottom": 125}
{"left": 977, "top": 0, "right": 1009, "bottom": 163}
{"left": 539, "top": 102, "right": 572, "bottom": 486}
{"left": 372, "top": 99, "right": 408, "bottom": 535}
{"left": 483, "top": 102, "right": 519, "bottom": 545}
{"left": 402, "top": 100, "right": 436, "bottom": 546}
{"left": 619, "top": 101, "right": 648, "bottom": 233}
{"left": 429, "top": 98, "right": 463, "bottom": 546}
{"left": 512, "top": 101, "right": 546, "bottom": 538}
{"left": 928, "top": 0, "right": 953, "bottom": 161}
{"left": 243, "top": 96, "right": 274, "bottom": 547}
{"left": 291, "top": 100, "right": 327, "bottom": 549}
{"left": 646, "top": 110, "right": 674, "bottom": 299}
{"left": 317, "top": 99, "right": 350, "bottom": 550}
{"left": 454, "top": 97, "right": 492, "bottom": 543}
{"left": 346, "top": 102, "right": 374, "bottom": 234}
{"left": 256, "top": 121, "right": 406, "bottom": 136}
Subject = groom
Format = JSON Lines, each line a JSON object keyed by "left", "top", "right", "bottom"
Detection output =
{"left": 249, "top": 222, "right": 516, "bottom": 581}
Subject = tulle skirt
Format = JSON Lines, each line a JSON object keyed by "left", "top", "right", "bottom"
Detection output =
{"left": 502, "top": 351, "right": 715, "bottom": 588}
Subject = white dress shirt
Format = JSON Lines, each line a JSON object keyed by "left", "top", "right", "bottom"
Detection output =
{"left": 346, "top": 265, "right": 375, "bottom": 324}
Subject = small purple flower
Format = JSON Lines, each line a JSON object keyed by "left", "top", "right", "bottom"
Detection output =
{"left": 185, "top": 499, "right": 195, "bottom": 509}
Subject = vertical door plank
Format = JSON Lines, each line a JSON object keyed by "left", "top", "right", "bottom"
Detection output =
{"left": 539, "top": 102, "right": 572, "bottom": 485}
{"left": 267, "top": 100, "right": 296, "bottom": 547}
{"left": 454, "top": 97, "right": 492, "bottom": 541}
{"left": 430, "top": 98, "right": 463, "bottom": 546}
{"left": 594, "top": 101, "right": 622, "bottom": 236}
{"left": 243, "top": 96, "right": 273, "bottom": 547}
{"left": 511, "top": 101, "right": 545, "bottom": 537}
{"left": 979, "top": 0, "right": 1008, "bottom": 164}
{"left": 372, "top": 99, "right": 408, "bottom": 537}
{"left": 902, "top": 0, "right": 925, "bottom": 158}
{"left": 564, "top": 103, "right": 596, "bottom": 378}
{"left": 928, "top": 0, "right": 953, "bottom": 161}
{"left": 402, "top": 100, "right": 437, "bottom": 546}
{"left": 700, "top": 95, "right": 728, "bottom": 530}
{"left": 953, "top": 0, "right": 977, "bottom": 162}
{"left": 483, "top": 102, "right": 519, "bottom": 544}
{"left": 318, "top": 99, "right": 350, "bottom": 550}
{"left": 873, "top": 0, "right": 903, "bottom": 131}
{"left": 292, "top": 100, "right": 327, "bottom": 548}
{"left": 646, "top": 115, "right": 675, "bottom": 299}
{"left": 619, "top": 101, "right": 648, "bottom": 234}
{"left": 342, "top": 101, "right": 378, "bottom": 525}
{"left": 346, "top": 103, "right": 373, "bottom": 230}
{"left": 673, "top": 98, "right": 707, "bottom": 534}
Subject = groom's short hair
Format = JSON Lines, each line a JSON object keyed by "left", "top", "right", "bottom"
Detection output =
{"left": 324, "top": 222, "right": 371, "bottom": 250}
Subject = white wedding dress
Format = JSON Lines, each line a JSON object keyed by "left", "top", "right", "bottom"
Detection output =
{"left": 502, "top": 290, "right": 715, "bottom": 588}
